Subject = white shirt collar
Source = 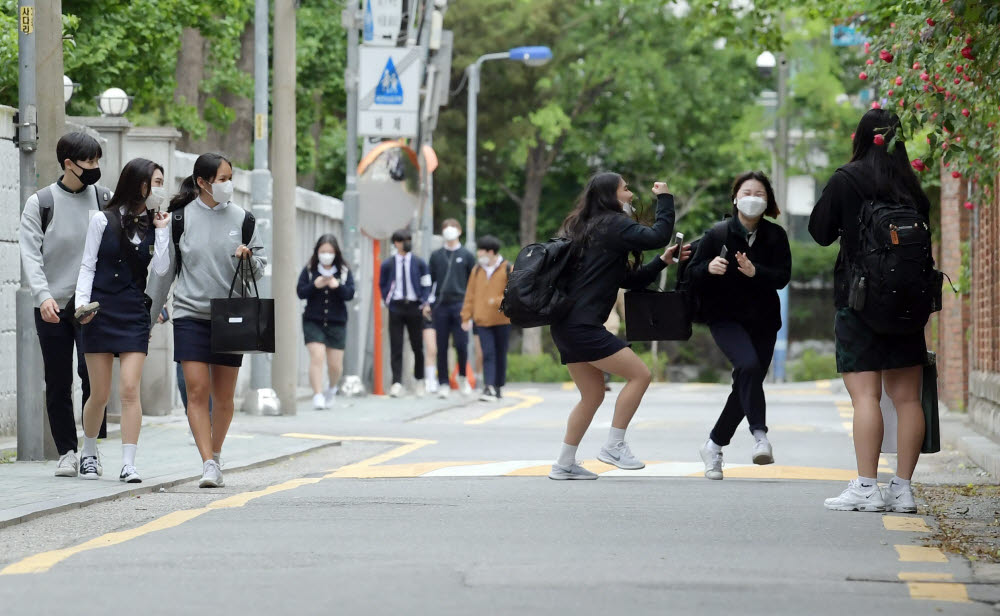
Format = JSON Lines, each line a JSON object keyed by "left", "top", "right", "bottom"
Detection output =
{"left": 483, "top": 255, "right": 504, "bottom": 278}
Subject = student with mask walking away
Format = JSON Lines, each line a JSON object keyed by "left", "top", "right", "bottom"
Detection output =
{"left": 548, "top": 173, "right": 677, "bottom": 480}
{"left": 163, "top": 153, "right": 267, "bottom": 488}
{"left": 19, "top": 132, "right": 113, "bottom": 477}
{"left": 686, "top": 171, "right": 791, "bottom": 480}
{"left": 461, "top": 235, "right": 511, "bottom": 402}
{"left": 810, "top": 109, "right": 935, "bottom": 513}
{"left": 379, "top": 228, "right": 431, "bottom": 397}
{"left": 297, "top": 234, "right": 355, "bottom": 409}
{"left": 75, "top": 158, "right": 171, "bottom": 482}
{"left": 426, "top": 219, "right": 476, "bottom": 398}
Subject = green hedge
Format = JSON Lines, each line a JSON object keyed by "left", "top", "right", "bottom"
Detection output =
{"left": 789, "top": 350, "right": 838, "bottom": 382}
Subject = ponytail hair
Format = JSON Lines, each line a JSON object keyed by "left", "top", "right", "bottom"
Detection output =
{"left": 168, "top": 152, "right": 231, "bottom": 212}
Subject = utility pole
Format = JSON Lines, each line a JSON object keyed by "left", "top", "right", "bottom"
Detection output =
{"left": 16, "top": 0, "right": 47, "bottom": 461}
{"left": 773, "top": 52, "right": 790, "bottom": 382}
{"left": 272, "top": 0, "right": 298, "bottom": 414}
{"left": 342, "top": 0, "right": 362, "bottom": 379}
{"left": 248, "top": 0, "right": 274, "bottom": 411}
{"left": 34, "top": 0, "right": 63, "bottom": 185}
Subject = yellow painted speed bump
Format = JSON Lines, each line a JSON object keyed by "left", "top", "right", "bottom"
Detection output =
{"left": 894, "top": 545, "right": 948, "bottom": 562}
{"left": 883, "top": 516, "right": 931, "bottom": 532}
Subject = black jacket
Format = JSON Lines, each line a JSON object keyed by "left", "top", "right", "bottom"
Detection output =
{"left": 687, "top": 215, "right": 791, "bottom": 331}
{"left": 428, "top": 245, "right": 475, "bottom": 305}
{"left": 562, "top": 193, "right": 675, "bottom": 326}
{"left": 808, "top": 162, "right": 932, "bottom": 308}
{"left": 296, "top": 265, "right": 356, "bottom": 326}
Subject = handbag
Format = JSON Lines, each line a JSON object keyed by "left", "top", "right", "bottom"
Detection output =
{"left": 210, "top": 256, "right": 276, "bottom": 354}
{"left": 879, "top": 351, "right": 940, "bottom": 454}
{"left": 624, "top": 288, "right": 692, "bottom": 342}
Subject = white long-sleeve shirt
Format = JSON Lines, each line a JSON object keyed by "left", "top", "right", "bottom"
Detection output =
{"left": 75, "top": 208, "right": 170, "bottom": 307}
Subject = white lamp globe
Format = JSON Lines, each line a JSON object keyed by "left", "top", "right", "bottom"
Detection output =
{"left": 63, "top": 75, "right": 75, "bottom": 104}
{"left": 98, "top": 87, "right": 131, "bottom": 116}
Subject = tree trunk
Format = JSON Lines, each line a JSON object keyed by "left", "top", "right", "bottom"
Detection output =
{"left": 175, "top": 28, "right": 206, "bottom": 153}
{"left": 297, "top": 91, "right": 324, "bottom": 190}
{"left": 213, "top": 22, "right": 254, "bottom": 166}
{"left": 518, "top": 146, "right": 551, "bottom": 356}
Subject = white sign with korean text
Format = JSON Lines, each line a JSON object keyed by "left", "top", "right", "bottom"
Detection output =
{"left": 359, "top": 46, "right": 423, "bottom": 138}
{"left": 363, "top": 0, "right": 402, "bottom": 47}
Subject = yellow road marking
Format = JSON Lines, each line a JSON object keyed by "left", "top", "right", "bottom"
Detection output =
{"left": 883, "top": 516, "right": 931, "bottom": 532}
{"left": 692, "top": 465, "right": 857, "bottom": 481}
{"left": 561, "top": 382, "right": 575, "bottom": 391}
{"left": 816, "top": 380, "right": 834, "bottom": 390}
{"left": 906, "top": 582, "right": 970, "bottom": 602}
{"left": 465, "top": 391, "right": 544, "bottom": 425}
{"left": 898, "top": 572, "right": 954, "bottom": 582}
{"left": 768, "top": 424, "right": 817, "bottom": 433}
{"left": 894, "top": 545, "right": 948, "bottom": 563}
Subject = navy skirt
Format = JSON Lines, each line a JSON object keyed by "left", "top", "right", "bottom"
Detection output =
{"left": 81, "top": 289, "right": 151, "bottom": 355}
{"left": 550, "top": 322, "right": 629, "bottom": 365}
{"left": 174, "top": 317, "right": 243, "bottom": 368}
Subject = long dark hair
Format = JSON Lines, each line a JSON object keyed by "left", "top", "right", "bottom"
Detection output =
{"left": 168, "top": 152, "right": 231, "bottom": 212}
{"left": 849, "top": 109, "right": 927, "bottom": 207}
{"left": 106, "top": 158, "right": 163, "bottom": 215}
{"left": 730, "top": 170, "right": 780, "bottom": 219}
{"left": 308, "top": 234, "right": 346, "bottom": 272}
{"left": 561, "top": 171, "right": 641, "bottom": 267}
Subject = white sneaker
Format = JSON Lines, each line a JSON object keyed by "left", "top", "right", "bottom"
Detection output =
{"left": 79, "top": 454, "right": 103, "bottom": 480}
{"left": 323, "top": 388, "right": 337, "bottom": 407}
{"left": 55, "top": 451, "right": 78, "bottom": 477}
{"left": 699, "top": 441, "right": 724, "bottom": 480}
{"left": 199, "top": 460, "right": 224, "bottom": 488}
{"left": 389, "top": 382, "right": 404, "bottom": 398}
{"left": 883, "top": 481, "right": 917, "bottom": 513}
{"left": 597, "top": 441, "right": 645, "bottom": 470}
{"left": 478, "top": 386, "right": 498, "bottom": 402}
{"left": 548, "top": 462, "right": 599, "bottom": 480}
{"left": 119, "top": 464, "right": 142, "bottom": 483}
{"left": 824, "top": 479, "right": 885, "bottom": 512}
{"left": 458, "top": 376, "right": 473, "bottom": 396}
{"left": 437, "top": 386, "right": 450, "bottom": 400}
{"left": 312, "top": 393, "right": 328, "bottom": 410}
{"left": 752, "top": 436, "right": 774, "bottom": 465}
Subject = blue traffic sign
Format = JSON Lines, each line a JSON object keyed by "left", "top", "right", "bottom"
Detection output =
{"left": 375, "top": 57, "right": 403, "bottom": 105}
{"left": 831, "top": 25, "right": 868, "bottom": 47}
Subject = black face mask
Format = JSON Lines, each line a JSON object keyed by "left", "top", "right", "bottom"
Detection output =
{"left": 71, "top": 163, "right": 102, "bottom": 186}
{"left": 402, "top": 240, "right": 412, "bottom": 253}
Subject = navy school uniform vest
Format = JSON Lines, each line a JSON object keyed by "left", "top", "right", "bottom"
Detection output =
{"left": 92, "top": 208, "right": 155, "bottom": 298}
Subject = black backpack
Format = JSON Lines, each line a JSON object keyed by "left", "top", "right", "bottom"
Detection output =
{"left": 675, "top": 220, "right": 728, "bottom": 324}
{"left": 844, "top": 174, "right": 942, "bottom": 335}
{"left": 500, "top": 237, "right": 576, "bottom": 328}
{"left": 171, "top": 206, "right": 256, "bottom": 276}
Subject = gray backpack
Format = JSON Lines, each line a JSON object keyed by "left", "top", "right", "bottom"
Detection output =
{"left": 37, "top": 184, "right": 113, "bottom": 234}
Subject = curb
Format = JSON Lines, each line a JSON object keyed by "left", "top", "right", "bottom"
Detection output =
{"left": 0, "top": 439, "right": 341, "bottom": 530}
{"left": 940, "top": 409, "right": 1000, "bottom": 479}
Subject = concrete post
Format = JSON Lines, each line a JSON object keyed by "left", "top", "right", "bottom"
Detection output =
{"left": 342, "top": 2, "right": 364, "bottom": 382}
{"left": 33, "top": 0, "right": 64, "bottom": 186}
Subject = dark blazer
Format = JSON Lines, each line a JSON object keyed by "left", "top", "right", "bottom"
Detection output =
{"left": 379, "top": 253, "right": 430, "bottom": 311}
{"left": 687, "top": 215, "right": 791, "bottom": 332}
{"left": 297, "top": 264, "right": 356, "bottom": 326}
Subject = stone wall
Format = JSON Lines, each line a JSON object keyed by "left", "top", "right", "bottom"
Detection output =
{"left": 0, "top": 107, "right": 19, "bottom": 435}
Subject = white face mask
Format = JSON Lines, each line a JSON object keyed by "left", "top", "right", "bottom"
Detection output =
{"left": 478, "top": 255, "right": 491, "bottom": 267}
{"left": 620, "top": 200, "right": 634, "bottom": 216}
{"left": 209, "top": 179, "right": 234, "bottom": 204}
{"left": 736, "top": 196, "right": 767, "bottom": 218}
{"left": 318, "top": 252, "right": 335, "bottom": 266}
{"left": 146, "top": 186, "right": 168, "bottom": 209}
{"left": 442, "top": 227, "right": 461, "bottom": 242}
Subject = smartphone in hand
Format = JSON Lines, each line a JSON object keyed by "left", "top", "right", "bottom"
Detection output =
{"left": 674, "top": 232, "right": 684, "bottom": 246}
{"left": 720, "top": 245, "right": 729, "bottom": 260}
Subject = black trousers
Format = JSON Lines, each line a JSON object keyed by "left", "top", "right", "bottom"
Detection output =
{"left": 389, "top": 301, "right": 424, "bottom": 385}
{"left": 708, "top": 320, "right": 776, "bottom": 447}
{"left": 34, "top": 302, "right": 107, "bottom": 455}
{"left": 433, "top": 301, "right": 468, "bottom": 384}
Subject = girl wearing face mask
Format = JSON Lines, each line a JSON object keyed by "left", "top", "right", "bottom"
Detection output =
{"left": 163, "top": 152, "right": 267, "bottom": 488}
{"left": 74, "top": 158, "right": 171, "bottom": 482}
{"left": 297, "top": 234, "right": 355, "bottom": 409}
{"left": 686, "top": 171, "right": 791, "bottom": 480}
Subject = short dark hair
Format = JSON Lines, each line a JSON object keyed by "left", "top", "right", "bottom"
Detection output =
{"left": 441, "top": 218, "right": 461, "bottom": 230}
{"left": 56, "top": 132, "right": 102, "bottom": 169}
{"left": 477, "top": 235, "right": 501, "bottom": 254}
{"left": 730, "top": 171, "right": 780, "bottom": 218}
{"left": 391, "top": 228, "right": 412, "bottom": 243}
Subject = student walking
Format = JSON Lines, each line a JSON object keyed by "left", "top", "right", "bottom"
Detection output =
{"left": 426, "top": 219, "right": 476, "bottom": 398}
{"left": 548, "top": 173, "right": 677, "bottom": 480}
{"left": 75, "top": 158, "right": 171, "bottom": 482}
{"left": 165, "top": 153, "right": 267, "bottom": 488}
{"left": 379, "top": 229, "right": 431, "bottom": 397}
{"left": 686, "top": 171, "right": 791, "bottom": 480}
{"left": 18, "top": 132, "right": 112, "bottom": 477}
{"left": 297, "top": 234, "right": 355, "bottom": 409}
{"left": 460, "top": 235, "right": 511, "bottom": 402}
{"left": 810, "top": 109, "right": 933, "bottom": 513}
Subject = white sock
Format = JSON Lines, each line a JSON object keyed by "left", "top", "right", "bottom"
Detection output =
{"left": 213, "top": 452, "right": 222, "bottom": 465}
{"left": 752, "top": 430, "right": 768, "bottom": 442}
{"left": 81, "top": 436, "right": 98, "bottom": 458}
{"left": 705, "top": 438, "right": 722, "bottom": 453}
{"left": 890, "top": 476, "right": 911, "bottom": 490}
{"left": 557, "top": 443, "right": 578, "bottom": 467}
{"left": 857, "top": 476, "right": 877, "bottom": 488}
{"left": 425, "top": 366, "right": 436, "bottom": 382}
{"left": 606, "top": 427, "right": 626, "bottom": 448}
{"left": 122, "top": 444, "right": 137, "bottom": 467}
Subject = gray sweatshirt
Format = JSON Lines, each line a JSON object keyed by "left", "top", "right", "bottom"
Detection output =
{"left": 19, "top": 182, "right": 110, "bottom": 308}
{"left": 166, "top": 198, "right": 267, "bottom": 321}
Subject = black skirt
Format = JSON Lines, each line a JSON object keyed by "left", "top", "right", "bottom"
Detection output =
{"left": 834, "top": 308, "right": 926, "bottom": 373}
{"left": 174, "top": 317, "right": 243, "bottom": 368}
{"left": 81, "top": 288, "right": 151, "bottom": 355}
{"left": 550, "top": 322, "right": 629, "bottom": 365}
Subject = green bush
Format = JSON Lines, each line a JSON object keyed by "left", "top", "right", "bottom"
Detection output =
{"left": 506, "top": 353, "right": 570, "bottom": 383}
{"left": 789, "top": 240, "right": 839, "bottom": 284}
{"left": 789, "top": 350, "right": 838, "bottom": 382}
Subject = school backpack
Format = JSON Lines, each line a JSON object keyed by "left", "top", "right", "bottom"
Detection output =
{"left": 36, "top": 184, "right": 113, "bottom": 235}
{"left": 171, "top": 206, "right": 256, "bottom": 276}
{"left": 843, "top": 173, "right": 942, "bottom": 335}
{"left": 500, "top": 237, "right": 576, "bottom": 328}
{"left": 674, "top": 220, "right": 728, "bottom": 324}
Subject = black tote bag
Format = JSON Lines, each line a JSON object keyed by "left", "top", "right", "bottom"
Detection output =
{"left": 922, "top": 352, "right": 940, "bottom": 454}
{"left": 210, "top": 257, "right": 276, "bottom": 354}
{"left": 624, "top": 288, "right": 692, "bottom": 342}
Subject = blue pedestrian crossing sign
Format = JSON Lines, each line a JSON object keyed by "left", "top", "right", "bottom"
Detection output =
{"left": 375, "top": 58, "right": 403, "bottom": 105}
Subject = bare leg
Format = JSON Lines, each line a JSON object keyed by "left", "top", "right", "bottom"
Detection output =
{"left": 117, "top": 352, "right": 146, "bottom": 445}
{"left": 82, "top": 353, "right": 114, "bottom": 438}
{"left": 884, "top": 365, "right": 924, "bottom": 480}
{"left": 842, "top": 371, "right": 883, "bottom": 478}
{"left": 590, "top": 347, "right": 653, "bottom": 430}
{"left": 307, "top": 342, "right": 326, "bottom": 395}
{"left": 326, "top": 348, "right": 344, "bottom": 390}
{"left": 209, "top": 365, "right": 241, "bottom": 455}
{"left": 562, "top": 362, "right": 606, "bottom": 446}
{"left": 183, "top": 361, "right": 214, "bottom": 463}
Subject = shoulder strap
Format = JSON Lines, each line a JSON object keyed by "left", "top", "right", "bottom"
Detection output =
{"left": 241, "top": 210, "right": 256, "bottom": 246}
{"left": 38, "top": 186, "right": 54, "bottom": 233}
{"left": 94, "top": 185, "right": 112, "bottom": 209}
{"left": 172, "top": 207, "right": 185, "bottom": 276}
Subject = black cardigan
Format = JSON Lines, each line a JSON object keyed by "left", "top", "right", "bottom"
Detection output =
{"left": 687, "top": 215, "right": 791, "bottom": 332}
{"left": 296, "top": 265, "right": 356, "bottom": 326}
{"left": 560, "top": 193, "right": 674, "bottom": 326}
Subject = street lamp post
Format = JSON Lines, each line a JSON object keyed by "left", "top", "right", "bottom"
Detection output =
{"left": 464, "top": 46, "right": 552, "bottom": 252}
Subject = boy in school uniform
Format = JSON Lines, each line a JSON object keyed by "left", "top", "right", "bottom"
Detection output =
{"left": 379, "top": 228, "right": 431, "bottom": 397}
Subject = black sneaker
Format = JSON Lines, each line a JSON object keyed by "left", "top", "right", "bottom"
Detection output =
{"left": 79, "top": 455, "right": 102, "bottom": 480}
{"left": 478, "top": 386, "right": 498, "bottom": 402}
{"left": 119, "top": 464, "right": 142, "bottom": 483}
{"left": 494, "top": 387, "right": 503, "bottom": 400}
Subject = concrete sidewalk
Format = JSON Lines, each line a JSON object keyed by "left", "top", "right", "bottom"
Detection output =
{"left": 0, "top": 390, "right": 468, "bottom": 529}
